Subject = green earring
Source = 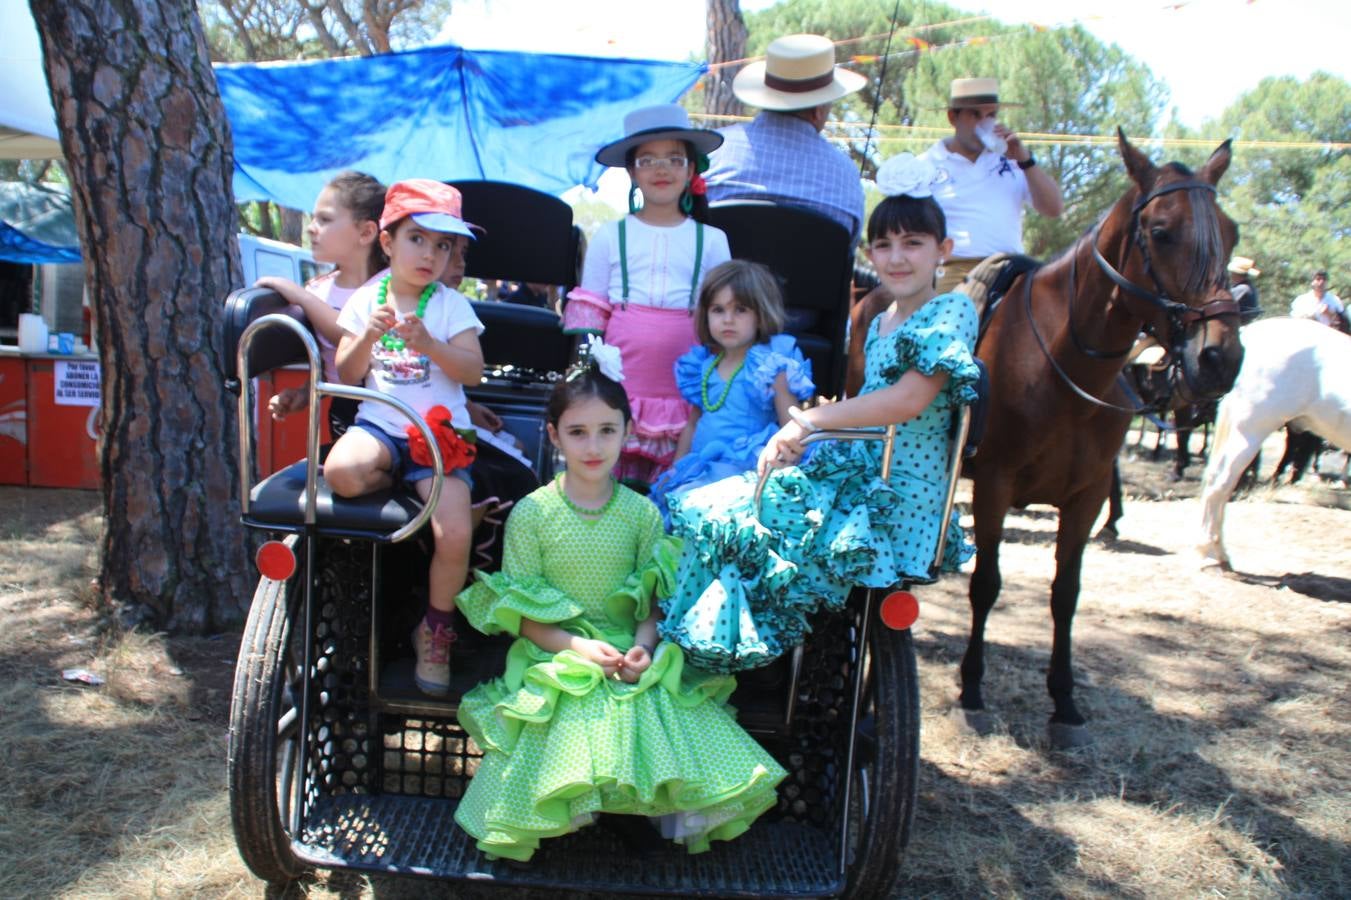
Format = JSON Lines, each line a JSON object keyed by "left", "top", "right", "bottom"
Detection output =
{"left": 680, "top": 191, "right": 694, "bottom": 214}
{"left": 628, "top": 183, "right": 640, "bottom": 214}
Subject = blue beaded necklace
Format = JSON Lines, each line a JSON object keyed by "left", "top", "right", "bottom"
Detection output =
{"left": 376, "top": 276, "right": 435, "bottom": 351}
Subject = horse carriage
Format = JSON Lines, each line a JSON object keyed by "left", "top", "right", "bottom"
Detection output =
{"left": 223, "top": 183, "right": 978, "bottom": 897}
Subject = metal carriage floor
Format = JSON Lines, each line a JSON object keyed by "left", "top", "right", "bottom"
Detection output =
{"left": 296, "top": 793, "right": 843, "bottom": 897}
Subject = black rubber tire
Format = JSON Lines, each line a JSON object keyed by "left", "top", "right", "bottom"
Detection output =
{"left": 227, "top": 568, "right": 310, "bottom": 885}
{"left": 842, "top": 621, "right": 920, "bottom": 899}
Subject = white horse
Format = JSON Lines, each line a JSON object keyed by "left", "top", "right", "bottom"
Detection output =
{"left": 1199, "top": 317, "right": 1351, "bottom": 569}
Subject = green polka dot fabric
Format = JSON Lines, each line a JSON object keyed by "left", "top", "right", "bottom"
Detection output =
{"left": 662, "top": 291, "right": 981, "bottom": 673}
{"left": 454, "top": 481, "right": 786, "bottom": 861}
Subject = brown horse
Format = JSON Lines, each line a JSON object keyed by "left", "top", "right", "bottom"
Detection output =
{"left": 959, "top": 132, "right": 1245, "bottom": 746}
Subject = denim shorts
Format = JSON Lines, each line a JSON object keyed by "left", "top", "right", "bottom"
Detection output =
{"left": 351, "top": 420, "right": 473, "bottom": 490}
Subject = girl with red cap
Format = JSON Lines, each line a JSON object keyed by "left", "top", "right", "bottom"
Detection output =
{"left": 326, "top": 178, "right": 486, "bottom": 696}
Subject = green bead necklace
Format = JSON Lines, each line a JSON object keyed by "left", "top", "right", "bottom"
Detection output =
{"left": 700, "top": 352, "right": 745, "bottom": 412}
{"left": 555, "top": 473, "right": 619, "bottom": 518}
{"left": 376, "top": 276, "right": 436, "bottom": 351}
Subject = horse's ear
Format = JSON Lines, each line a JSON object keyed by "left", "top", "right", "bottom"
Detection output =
{"left": 1199, "top": 139, "right": 1233, "bottom": 185}
{"left": 1117, "top": 127, "right": 1157, "bottom": 189}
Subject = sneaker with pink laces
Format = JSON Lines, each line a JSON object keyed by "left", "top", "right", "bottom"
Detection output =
{"left": 412, "top": 618, "right": 457, "bottom": 696}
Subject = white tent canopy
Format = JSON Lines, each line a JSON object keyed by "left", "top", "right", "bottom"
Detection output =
{"left": 0, "top": 0, "right": 62, "bottom": 159}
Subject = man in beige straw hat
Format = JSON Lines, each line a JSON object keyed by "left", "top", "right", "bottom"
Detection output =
{"left": 704, "top": 33, "right": 867, "bottom": 243}
{"left": 921, "top": 77, "right": 1063, "bottom": 293}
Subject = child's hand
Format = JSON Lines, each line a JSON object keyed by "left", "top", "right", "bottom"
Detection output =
{"left": 254, "top": 275, "right": 291, "bottom": 292}
{"left": 575, "top": 638, "right": 625, "bottom": 678}
{"left": 617, "top": 644, "right": 653, "bottom": 683}
{"left": 466, "top": 400, "right": 504, "bottom": 433}
{"left": 394, "top": 313, "right": 436, "bottom": 354}
{"left": 364, "top": 305, "right": 399, "bottom": 344}
{"left": 758, "top": 422, "right": 807, "bottom": 476}
{"left": 268, "top": 386, "right": 308, "bottom": 420}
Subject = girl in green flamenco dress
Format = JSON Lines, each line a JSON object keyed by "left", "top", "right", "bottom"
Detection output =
{"left": 453, "top": 337, "right": 785, "bottom": 862}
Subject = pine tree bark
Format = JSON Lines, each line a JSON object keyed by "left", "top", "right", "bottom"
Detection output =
{"left": 705, "top": 0, "right": 747, "bottom": 121}
{"left": 30, "top": 0, "right": 253, "bottom": 632}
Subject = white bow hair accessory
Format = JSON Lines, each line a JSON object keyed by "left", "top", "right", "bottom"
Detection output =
{"left": 875, "top": 153, "right": 937, "bottom": 199}
{"left": 583, "top": 334, "right": 625, "bottom": 382}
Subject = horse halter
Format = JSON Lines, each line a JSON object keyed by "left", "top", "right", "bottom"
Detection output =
{"left": 1023, "top": 178, "right": 1239, "bottom": 415}
{"left": 1091, "top": 178, "right": 1240, "bottom": 354}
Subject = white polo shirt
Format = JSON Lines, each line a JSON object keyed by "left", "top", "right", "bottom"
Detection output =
{"left": 922, "top": 139, "right": 1031, "bottom": 258}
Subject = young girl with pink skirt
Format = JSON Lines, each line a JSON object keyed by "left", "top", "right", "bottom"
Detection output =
{"left": 562, "top": 104, "right": 731, "bottom": 488}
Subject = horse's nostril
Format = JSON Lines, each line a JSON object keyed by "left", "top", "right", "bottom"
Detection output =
{"left": 1200, "top": 346, "right": 1224, "bottom": 371}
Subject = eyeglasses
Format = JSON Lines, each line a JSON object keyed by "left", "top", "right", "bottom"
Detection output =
{"left": 634, "top": 155, "right": 689, "bottom": 170}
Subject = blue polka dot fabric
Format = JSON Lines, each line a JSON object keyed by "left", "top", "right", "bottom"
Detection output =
{"left": 660, "top": 292, "right": 980, "bottom": 673}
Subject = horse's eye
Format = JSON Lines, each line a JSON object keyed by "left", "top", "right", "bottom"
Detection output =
{"left": 1150, "top": 226, "right": 1171, "bottom": 244}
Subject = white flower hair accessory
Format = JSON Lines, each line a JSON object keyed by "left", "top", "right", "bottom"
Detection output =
{"left": 573, "top": 334, "right": 625, "bottom": 382}
{"left": 875, "top": 153, "right": 937, "bottom": 199}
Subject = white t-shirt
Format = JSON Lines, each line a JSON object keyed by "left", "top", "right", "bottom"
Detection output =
{"left": 579, "top": 216, "right": 731, "bottom": 309}
{"left": 922, "top": 140, "right": 1031, "bottom": 258}
{"left": 1289, "top": 290, "right": 1344, "bottom": 326}
{"left": 307, "top": 270, "right": 377, "bottom": 381}
{"left": 336, "top": 280, "right": 484, "bottom": 437}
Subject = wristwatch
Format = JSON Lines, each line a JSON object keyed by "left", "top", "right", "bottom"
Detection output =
{"left": 1017, "top": 155, "right": 1037, "bottom": 170}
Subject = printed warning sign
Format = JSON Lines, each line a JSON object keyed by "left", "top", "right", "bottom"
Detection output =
{"left": 54, "top": 360, "right": 101, "bottom": 407}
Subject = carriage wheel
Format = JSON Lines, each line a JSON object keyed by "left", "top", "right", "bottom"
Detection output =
{"left": 227, "top": 567, "right": 310, "bottom": 885}
{"left": 842, "top": 617, "right": 920, "bottom": 898}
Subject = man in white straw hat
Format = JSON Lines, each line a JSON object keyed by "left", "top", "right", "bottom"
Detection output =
{"left": 703, "top": 33, "right": 867, "bottom": 244}
{"left": 1226, "top": 256, "right": 1263, "bottom": 324}
{"left": 921, "top": 77, "right": 1063, "bottom": 293}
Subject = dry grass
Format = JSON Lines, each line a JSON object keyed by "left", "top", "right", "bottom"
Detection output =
{"left": 0, "top": 463, "right": 1347, "bottom": 899}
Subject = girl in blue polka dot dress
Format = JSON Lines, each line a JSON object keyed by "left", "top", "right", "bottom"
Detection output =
{"left": 648, "top": 259, "right": 816, "bottom": 526}
{"left": 453, "top": 339, "right": 785, "bottom": 862}
{"left": 662, "top": 155, "right": 981, "bottom": 674}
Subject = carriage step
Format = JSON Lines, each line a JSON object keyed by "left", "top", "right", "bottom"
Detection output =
{"left": 296, "top": 794, "right": 843, "bottom": 897}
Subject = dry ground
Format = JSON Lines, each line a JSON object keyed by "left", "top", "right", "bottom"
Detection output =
{"left": 0, "top": 435, "right": 1347, "bottom": 898}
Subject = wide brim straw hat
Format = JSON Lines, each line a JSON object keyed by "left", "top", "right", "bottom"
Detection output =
{"left": 732, "top": 33, "right": 866, "bottom": 112}
{"left": 1227, "top": 256, "right": 1261, "bottom": 277}
{"left": 595, "top": 104, "right": 724, "bottom": 168}
{"left": 945, "top": 76, "right": 1021, "bottom": 109}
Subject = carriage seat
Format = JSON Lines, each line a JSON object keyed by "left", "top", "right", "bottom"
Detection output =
{"left": 245, "top": 461, "right": 424, "bottom": 537}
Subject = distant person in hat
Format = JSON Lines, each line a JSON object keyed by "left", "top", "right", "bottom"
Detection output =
{"left": 1226, "top": 256, "right": 1263, "bottom": 324}
{"left": 703, "top": 33, "right": 867, "bottom": 244}
{"left": 562, "top": 104, "right": 731, "bottom": 488}
{"left": 921, "top": 77, "right": 1063, "bottom": 293}
{"left": 1289, "top": 269, "right": 1346, "bottom": 330}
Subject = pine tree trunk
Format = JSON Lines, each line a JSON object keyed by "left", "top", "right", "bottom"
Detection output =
{"left": 705, "top": 0, "right": 747, "bottom": 121}
{"left": 31, "top": 0, "right": 253, "bottom": 632}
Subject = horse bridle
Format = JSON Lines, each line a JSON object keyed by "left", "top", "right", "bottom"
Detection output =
{"left": 1025, "top": 178, "right": 1240, "bottom": 413}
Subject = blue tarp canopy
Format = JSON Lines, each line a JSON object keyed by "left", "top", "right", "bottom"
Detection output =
{"left": 220, "top": 44, "right": 705, "bottom": 211}
{"left": 0, "top": 181, "right": 80, "bottom": 264}
{"left": 4, "top": 0, "right": 706, "bottom": 209}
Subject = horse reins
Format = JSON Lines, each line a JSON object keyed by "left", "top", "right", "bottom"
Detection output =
{"left": 1023, "top": 178, "right": 1240, "bottom": 414}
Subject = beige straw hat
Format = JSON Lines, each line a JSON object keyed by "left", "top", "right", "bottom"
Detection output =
{"left": 733, "top": 34, "right": 866, "bottom": 111}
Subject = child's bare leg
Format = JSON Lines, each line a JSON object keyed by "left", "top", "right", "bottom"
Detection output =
{"left": 416, "top": 476, "right": 473, "bottom": 613}
{"left": 323, "top": 428, "right": 394, "bottom": 497}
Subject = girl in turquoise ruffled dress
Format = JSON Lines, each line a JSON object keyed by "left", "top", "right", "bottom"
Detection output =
{"left": 649, "top": 260, "right": 816, "bottom": 525}
{"left": 662, "top": 155, "right": 981, "bottom": 674}
{"left": 454, "top": 338, "right": 785, "bottom": 862}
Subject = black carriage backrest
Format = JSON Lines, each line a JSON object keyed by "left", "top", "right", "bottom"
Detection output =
{"left": 705, "top": 201, "right": 854, "bottom": 397}
{"left": 472, "top": 300, "right": 571, "bottom": 374}
{"left": 223, "top": 286, "right": 315, "bottom": 386}
{"left": 450, "top": 180, "right": 583, "bottom": 290}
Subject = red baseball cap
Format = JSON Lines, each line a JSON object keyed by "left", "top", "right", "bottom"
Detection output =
{"left": 379, "top": 179, "right": 481, "bottom": 239}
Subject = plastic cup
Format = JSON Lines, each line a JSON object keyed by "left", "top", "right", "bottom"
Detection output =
{"left": 976, "top": 119, "right": 1008, "bottom": 156}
